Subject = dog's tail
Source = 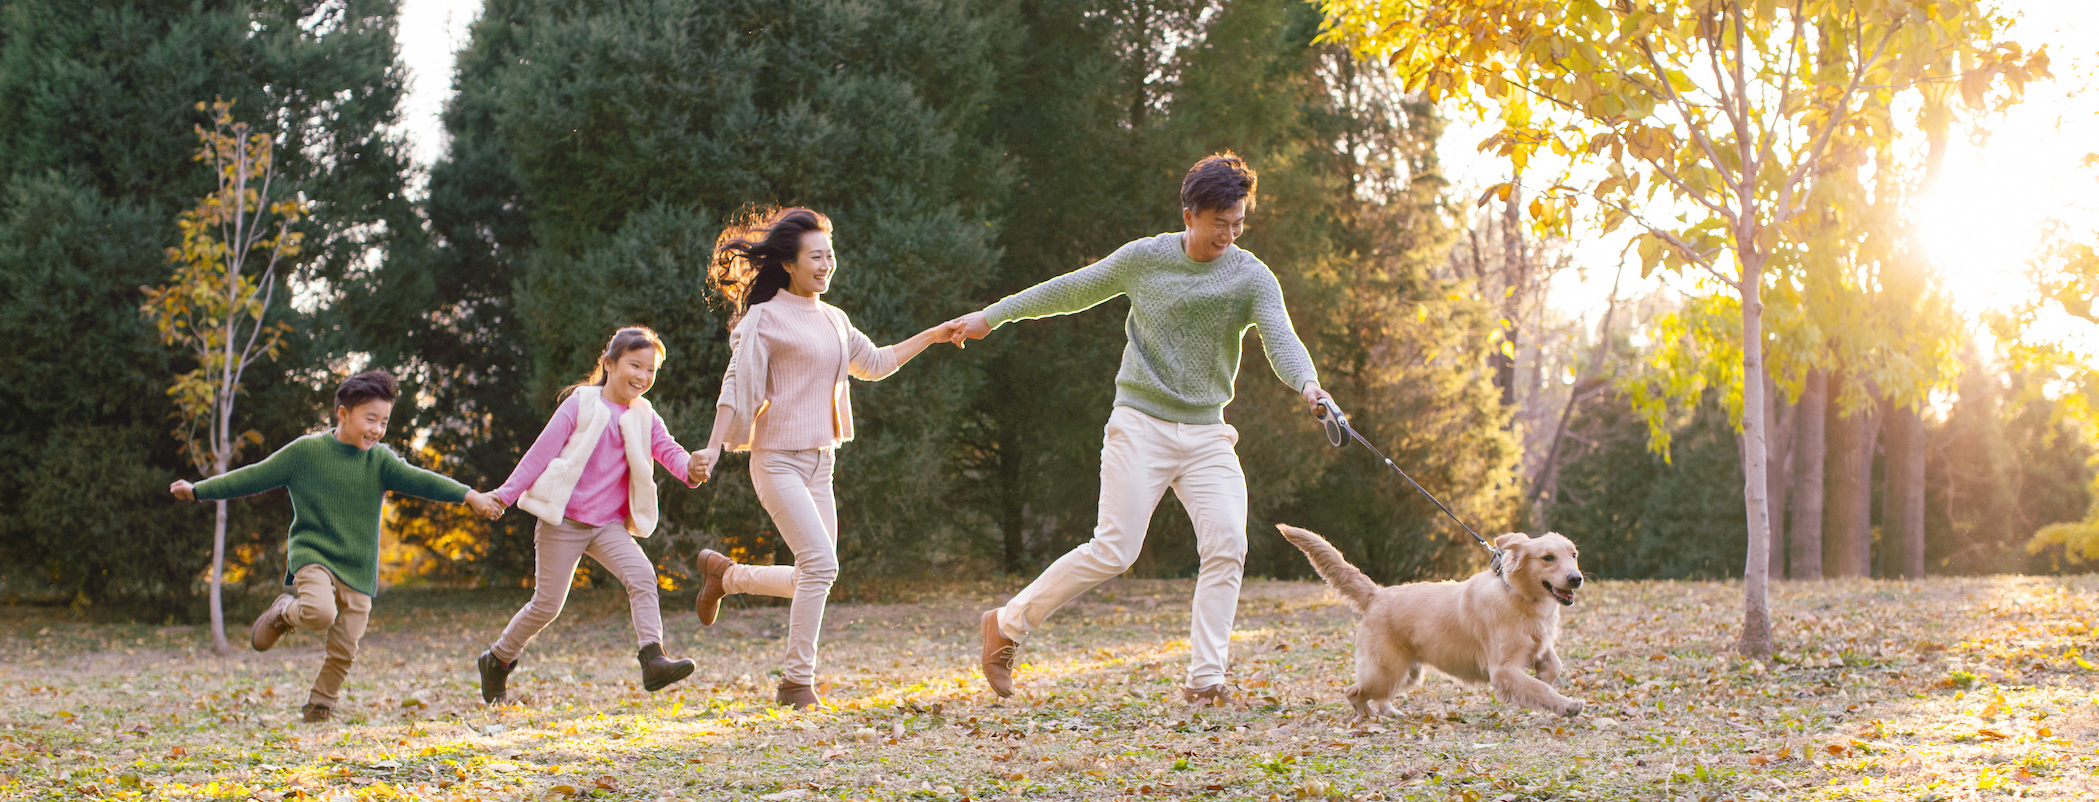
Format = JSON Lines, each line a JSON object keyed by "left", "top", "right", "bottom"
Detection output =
{"left": 1276, "top": 524, "right": 1380, "bottom": 612}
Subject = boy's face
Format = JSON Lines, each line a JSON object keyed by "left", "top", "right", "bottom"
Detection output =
{"left": 1181, "top": 199, "right": 1247, "bottom": 263}
{"left": 335, "top": 398, "right": 395, "bottom": 451}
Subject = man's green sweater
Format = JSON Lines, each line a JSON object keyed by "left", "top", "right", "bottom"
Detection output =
{"left": 192, "top": 431, "right": 469, "bottom": 596}
{"left": 985, "top": 232, "right": 1319, "bottom": 425}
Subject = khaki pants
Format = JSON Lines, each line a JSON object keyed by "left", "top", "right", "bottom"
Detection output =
{"left": 722, "top": 448, "right": 838, "bottom": 685}
{"left": 287, "top": 564, "right": 372, "bottom": 708}
{"left": 490, "top": 517, "right": 665, "bottom": 663}
{"left": 998, "top": 406, "right": 1249, "bottom": 689}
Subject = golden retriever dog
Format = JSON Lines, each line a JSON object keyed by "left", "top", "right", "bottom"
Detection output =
{"left": 1276, "top": 524, "right": 1585, "bottom": 719}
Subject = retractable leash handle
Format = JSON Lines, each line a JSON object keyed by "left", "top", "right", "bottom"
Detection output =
{"left": 1314, "top": 397, "right": 1348, "bottom": 447}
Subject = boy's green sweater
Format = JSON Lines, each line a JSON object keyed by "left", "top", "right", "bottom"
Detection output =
{"left": 192, "top": 431, "right": 469, "bottom": 596}
{"left": 985, "top": 232, "right": 1319, "bottom": 425}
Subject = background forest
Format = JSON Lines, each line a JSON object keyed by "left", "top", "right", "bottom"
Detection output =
{"left": 3, "top": 0, "right": 2094, "bottom": 622}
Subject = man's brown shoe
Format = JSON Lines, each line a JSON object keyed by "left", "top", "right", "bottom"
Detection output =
{"left": 300, "top": 703, "right": 332, "bottom": 723}
{"left": 776, "top": 681, "right": 820, "bottom": 710}
{"left": 1182, "top": 684, "right": 1234, "bottom": 707}
{"left": 980, "top": 609, "right": 1020, "bottom": 698}
{"left": 694, "top": 549, "right": 735, "bottom": 626}
{"left": 250, "top": 594, "right": 297, "bottom": 652}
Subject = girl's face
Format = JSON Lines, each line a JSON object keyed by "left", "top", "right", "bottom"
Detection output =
{"left": 601, "top": 345, "right": 660, "bottom": 405}
{"left": 784, "top": 230, "right": 835, "bottom": 297}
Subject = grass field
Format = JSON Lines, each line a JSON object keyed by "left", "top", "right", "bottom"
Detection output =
{"left": 2, "top": 573, "right": 2097, "bottom": 801}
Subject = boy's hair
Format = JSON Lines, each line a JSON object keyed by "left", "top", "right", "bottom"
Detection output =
{"left": 336, "top": 369, "right": 399, "bottom": 410}
{"left": 1181, "top": 151, "right": 1258, "bottom": 215}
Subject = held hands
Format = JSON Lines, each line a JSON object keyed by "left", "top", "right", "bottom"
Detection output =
{"left": 169, "top": 479, "right": 195, "bottom": 501}
{"left": 943, "top": 311, "right": 991, "bottom": 348}
{"left": 691, "top": 446, "right": 720, "bottom": 484}
{"left": 464, "top": 490, "right": 506, "bottom": 520}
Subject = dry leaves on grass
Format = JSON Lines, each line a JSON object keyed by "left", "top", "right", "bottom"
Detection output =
{"left": 0, "top": 576, "right": 2096, "bottom": 800}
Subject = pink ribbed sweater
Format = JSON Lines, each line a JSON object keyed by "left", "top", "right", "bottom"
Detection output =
{"left": 728, "top": 292, "right": 900, "bottom": 451}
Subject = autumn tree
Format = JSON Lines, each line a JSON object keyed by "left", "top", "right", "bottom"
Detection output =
{"left": 141, "top": 100, "right": 307, "bottom": 654}
{"left": 1315, "top": 0, "right": 2042, "bottom": 655}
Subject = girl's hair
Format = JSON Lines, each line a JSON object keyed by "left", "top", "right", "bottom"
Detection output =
{"left": 710, "top": 206, "right": 832, "bottom": 316}
{"left": 560, "top": 326, "right": 666, "bottom": 400}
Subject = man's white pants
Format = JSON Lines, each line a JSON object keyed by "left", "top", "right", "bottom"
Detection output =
{"left": 997, "top": 405, "right": 1249, "bottom": 689}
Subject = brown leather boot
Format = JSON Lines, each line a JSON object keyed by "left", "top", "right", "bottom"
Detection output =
{"left": 775, "top": 681, "right": 820, "bottom": 710}
{"left": 250, "top": 594, "right": 296, "bottom": 652}
{"left": 980, "top": 609, "right": 1020, "bottom": 698}
{"left": 638, "top": 643, "right": 695, "bottom": 692}
{"left": 1182, "top": 684, "right": 1235, "bottom": 707}
{"left": 300, "top": 703, "right": 332, "bottom": 723}
{"left": 694, "top": 549, "right": 735, "bottom": 626}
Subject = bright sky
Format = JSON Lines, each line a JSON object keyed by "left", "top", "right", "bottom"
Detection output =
{"left": 396, "top": 0, "right": 480, "bottom": 174}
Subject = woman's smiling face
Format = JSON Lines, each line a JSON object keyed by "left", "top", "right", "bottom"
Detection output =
{"left": 785, "top": 230, "right": 836, "bottom": 297}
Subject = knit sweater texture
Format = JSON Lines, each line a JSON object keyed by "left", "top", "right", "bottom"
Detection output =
{"left": 716, "top": 294, "right": 901, "bottom": 451}
{"left": 191, "top": 431, "right": 470, "bottom": 596}
{"left": 984, "top": 232, "right": 1319, "bottom": 425}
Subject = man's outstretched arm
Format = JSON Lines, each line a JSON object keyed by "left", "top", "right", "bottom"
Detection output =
{"left": 949, "top": 242, "right": 1137, "bottom": 346}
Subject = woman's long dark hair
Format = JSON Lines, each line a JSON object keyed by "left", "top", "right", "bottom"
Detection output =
{"left": 710, "top": 206, "right": 831, "bottom": 317}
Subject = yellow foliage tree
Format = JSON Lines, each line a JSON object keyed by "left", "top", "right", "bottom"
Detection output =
{"left": 140, "top": 99, "right": 307, "bottom": 655}
{"left": 1314, "top": 0, "right": 2042, "bottom": 656}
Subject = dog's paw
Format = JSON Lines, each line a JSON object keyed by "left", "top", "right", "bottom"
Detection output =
{"left": 1558, "top": 698, "right": 1585, "bottom": 718}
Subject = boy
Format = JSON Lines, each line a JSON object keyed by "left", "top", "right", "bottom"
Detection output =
{"left": 171, "top": 369, "right": 503, "bottom": 722}
{"left": 947, "top": 152, "right": 1338, "bottom": 704}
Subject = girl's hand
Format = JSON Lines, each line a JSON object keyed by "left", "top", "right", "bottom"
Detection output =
{"left": 170, "top": 480, "right": 195, "bottom": 501}
{"left": 465, "top": 490, "right": 505, "bottom": 520}
{"left": 692, "top": 446, "right": 720, "bottom": 483}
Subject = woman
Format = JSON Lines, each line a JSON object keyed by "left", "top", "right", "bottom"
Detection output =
{"left": 690, "top": 206, "right": 955, "bottom": 710}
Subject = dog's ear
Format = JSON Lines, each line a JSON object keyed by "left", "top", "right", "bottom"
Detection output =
{"left": 1494, "top": 532, "right": 1531, "bottom": 549}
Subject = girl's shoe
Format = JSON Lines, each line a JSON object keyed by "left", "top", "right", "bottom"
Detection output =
{"left": 638, "top": 643, "right": 695, "bottom": 692}
{"left": 478, "top": 650, "right": 518, "bottom": 704}
{"left": 776, "top": 681, "right": 820, "bottom": 710}
{"left": 694, "top": 549, "right": 735, "bottom": 625}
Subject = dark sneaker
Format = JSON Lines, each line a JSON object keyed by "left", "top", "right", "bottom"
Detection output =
{"left": 300, "top": 703, "right": 332, "bottom": 723}
{"left": 1182, "top": 684, "right": 1235, "bottom": 707}
{"left": 694, "top": 549, "right": 735, "bottom": 626}
{"left": 638, "top": 643, "right": 694, "bottom": 692}
{"left": 478, "top": 650, "right": 518, "bottom": 705}
{"left": 250, "top": 594, "right": 297, "bottom": 652}
{"left": 775, "top": 681, "right": 820, "bottom": 710}
{"left": 980, "top": 609, "right": 1020, "bottom": 698}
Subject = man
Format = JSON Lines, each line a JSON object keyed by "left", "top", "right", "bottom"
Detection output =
{"left": 949, "top": 152, "right": 1335, "bottom": 703}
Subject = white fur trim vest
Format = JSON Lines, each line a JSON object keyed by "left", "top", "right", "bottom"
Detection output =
{"left": 516, "top": 386, "right": 663, "bottom": 538}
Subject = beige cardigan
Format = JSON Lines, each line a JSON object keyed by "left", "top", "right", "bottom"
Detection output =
{"left": 516, "top": 385, "right": 664, "bottom": 537}
{"left": 716, "top": 298, "right": 900, "bottom": 452}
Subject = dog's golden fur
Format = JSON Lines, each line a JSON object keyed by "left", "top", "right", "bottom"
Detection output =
{"left": 1276, "top": 524, "right": 1585, "bottom": 719}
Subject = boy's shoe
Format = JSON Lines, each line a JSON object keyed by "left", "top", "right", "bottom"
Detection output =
{"left": 694, "top": 549, "right": 735, "bottom": 626}
{"left": 638, "top": 643, "right": 694, "bottom": 692}
{"left": 980, "top": 609, "right": 1020, "bottom": 698}
{"left": 775, "top": 681, "right": 820, "bottom": 710}
{"left": 250, "top": 594, "right": 297, "bottom": 652}
{"left": 1182, "top": 684, "right": 1235, "bottom": 707}
{"left": 478, "top": 650, "right": 518, "bottom": 704}
{"left": 300, "top": 703, "right": 332, "bottom": 723}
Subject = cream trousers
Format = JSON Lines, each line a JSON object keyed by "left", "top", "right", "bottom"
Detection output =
{"left": 287, "top": 564, "right": 372, "bottom": 708}
{"left": 998, "top": 406, "right": 1249, "bottom": 689}
{"left": 722, "top": 447, "right": 839, "bottom": 686}
{"left": 490, "top": 517, "right": 664, "bottom": 663}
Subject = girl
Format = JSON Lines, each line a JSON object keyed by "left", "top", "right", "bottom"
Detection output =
{"left": 476, "top": 326, "right": 701, "bottom": 704}
{"left": 689, "top": 206, "right": 956, "bottom": 710}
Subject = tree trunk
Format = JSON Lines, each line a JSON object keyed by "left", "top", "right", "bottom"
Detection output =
{"left": 210, "top": 498, "right": 232, "bottom": 655}
{"left": 1883, "top": 405, "right": 1927, "bottom": 578}
{"left": 1493, "top": 177, "right": 1525, "bottom": 407}
{"left": 1762, "top": 367, "right": 1796, "bottom": 579}
{"left": 1824, "top": 374, "right": 1880, "bottom": 578}
{"left": 1735, "top": 270, "right": 1774, "bottom": 659}
{"left": 1788, "top": 369, "right": 1827, "bottom": 579}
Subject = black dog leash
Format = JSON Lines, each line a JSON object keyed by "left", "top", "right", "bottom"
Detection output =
{"left": 1314, "top": 399, "right": 1504, "bottom": 573}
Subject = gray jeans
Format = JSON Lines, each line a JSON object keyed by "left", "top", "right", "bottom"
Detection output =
{"left": 723, "top": 447, "right": 839, "bottom": 685}
{"left": 491, "top": 517, "right": 664, "bottom": 662}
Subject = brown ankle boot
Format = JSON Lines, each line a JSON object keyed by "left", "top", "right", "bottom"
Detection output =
{"left": 776, "top": 681, "right": 820, "bottom": 710}
{"left": 694, "top": 549, "right": 735, "bottom": 626}
{"left": 250, "top": 594, "right": 296, "bottom": 652}
{"left": 980, "top": 609, "right": 1020, "bottom": 698}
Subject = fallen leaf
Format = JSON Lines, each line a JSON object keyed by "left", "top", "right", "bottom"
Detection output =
{"left": 594, "top": 775, "right": 618, "bottom": 791}
{"left": 758, "top": 791, "right": 808, "bottom": 801}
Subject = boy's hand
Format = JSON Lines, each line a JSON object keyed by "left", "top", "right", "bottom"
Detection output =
{"left": 691, "top": 446, "right": 720, "bottom": 484}
{"left": 465, "top": 490, "right": 505, "bottom": 520}
{"left": 170, "top": 479, "right": 195, "bottom": 501}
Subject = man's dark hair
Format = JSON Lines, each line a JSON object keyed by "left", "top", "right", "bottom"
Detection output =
{"left": 336, "top": 369, "right": 399, "bottom": 409}
{"left": 1181, "top": 151, "right": 1258, "bottom": 214}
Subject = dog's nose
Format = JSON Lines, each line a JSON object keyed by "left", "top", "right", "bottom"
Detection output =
{"left": 1567, "top": 573, "right": 1584, "bottom": 588}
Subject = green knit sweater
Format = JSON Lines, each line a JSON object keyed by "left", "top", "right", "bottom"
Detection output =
{"left": 985, "top": 232, "right": 1320, "bottom": 425}
{"left": 192, "top": 431, "right": 469, "bottom": 596}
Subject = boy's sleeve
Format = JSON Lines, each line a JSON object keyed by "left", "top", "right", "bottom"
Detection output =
{"left": 377, "top": 446, "right": 471, "bottom": 503}
{"left": 1251, "top": 269, "right": 1319, "bottom": 392}
{"left": 982, "top": 241, "right": 1135, "bottom": 329}
{"left": 191, "top": 438, "right": 302, "bottom": 501}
